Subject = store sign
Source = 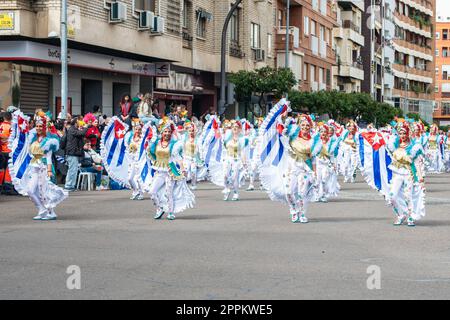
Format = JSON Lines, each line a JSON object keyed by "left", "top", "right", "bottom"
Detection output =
{"left": 0, "top": 12, "right": 14, "bottom": 30}
{"left": 0, "top": 41, "right": 170, "bottom": 76}
{"left": 156, "top": 71, "right": 193, "bottom": 92}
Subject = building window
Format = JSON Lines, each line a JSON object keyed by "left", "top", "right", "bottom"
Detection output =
{"left": 304, "top": 16, "right": 309, "bottom": 35}
{"left": 251, "top": 23, "right": 261, "bottom": 49}
{"left": 444, "top": 47, "right": 449, "bottom": 57}
{"left": 230, "top": 9, "right": 239, "bottom": 44}
{"left": 443, "top": 71, "right": 448, "bottom": 80}
{"left": 311, "top": 20, "right": 316, "bottom": 36}
{"left": 436, "top": 32, "right": 440, "bottom": 40}
{"left": 436, "top": 49, "right": 440, "bottom": 57}
{"left": 444, "top": 29, "right": 448, "bottom": 40}
{"left": 196, "top": 11, "right": 207, "bottom": 38}
{"left": 303, "top": 63, "right": 308, "bottom": 81}
{"left": 267, "top": 33, "right": 273, "bottom": 56}
{"left": 278, "top": 9, "right": 283, "bottom": 28}
{"left": 182, "top": 0, "right": 191, "bottom": 29}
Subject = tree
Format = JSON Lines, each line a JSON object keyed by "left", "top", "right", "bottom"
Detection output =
{"left": 228, "top": 66, "right": 297, "bottom": 111}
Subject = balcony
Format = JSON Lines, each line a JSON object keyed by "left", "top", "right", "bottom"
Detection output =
{"left": 333, "top": 63, "right": 364, "bottom": 81}
{"left": 393, "top": 38, "right": 432, "bottom": 57}
{"left": 342, "top": 20, "right": 360, "bottom": 33}
{"left": 276, "top": 26, "right": 300, "bottom": 51}
{"left": 338, "top": 1, "right": 364, "bottom": 12}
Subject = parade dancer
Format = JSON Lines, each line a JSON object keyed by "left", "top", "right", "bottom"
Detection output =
{"left": 246, "top": 118, "right": 263, "bottom": 191}
{"left": 209, "top": 120, "right": 248, "bottom": 201}
{"left": 386, "top": 120, "right": 425, "bottom": 227}
{"left": 282, "top": 114, "right": 321, "bottom": 223}
{"left": 314, "top": 123, "right": 340, "bottom": 203}
{"left": 446, "top": 130, "right": 450, "bottom": 172}
{"left": 125, "top": 118, "right": 145, "bottom": 200}
{"left": 8, "top": 111, "right": 68, "bottom": 220}
{"left": 425, "top": 124, "right": 444, "bottom": 174}
{"left": 147, "top": 118, "right": 195, "bottom": 220}
{"left": 182, "top": 120, "right": 207, "bottom": 190}
{"left": 339, "top": 120, "right": 360, "bottom": 183}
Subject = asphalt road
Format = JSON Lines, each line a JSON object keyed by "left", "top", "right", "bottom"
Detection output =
{"left": 1, "top": 174, "right": 450, "bottom": 300}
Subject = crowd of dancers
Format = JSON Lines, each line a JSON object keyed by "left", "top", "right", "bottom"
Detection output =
{"left": 7, "top": 98, "right": 450, "bottom": 226}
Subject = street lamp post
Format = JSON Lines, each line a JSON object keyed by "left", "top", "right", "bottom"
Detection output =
{"left": 218, "top": 0, "right": 243, "bottom": 116}
{"left": 285, "top": 0, "right": 290, "bottom": 69}
{"left": 60, "top": 0, "right": 68, "bottom": 119}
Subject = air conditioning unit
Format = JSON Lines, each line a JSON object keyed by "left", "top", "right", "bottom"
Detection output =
{"left": 254, "top": 48, "right": 265, "bottom": 61}
{"left": 139, "top": 11, "right": 154, "bottom": 30}
{"left": 151, "top": 16, "right": 165, "bottom": 34}
{"left": 110, "top": 2, "right": 127, "bottom": 23}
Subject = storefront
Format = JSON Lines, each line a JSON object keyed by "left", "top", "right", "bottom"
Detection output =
{"left": 0, "top": 40, "right": 170, "bottom": 116}
{"left": 154, "top": 69, "right": 217, "bottom": 118}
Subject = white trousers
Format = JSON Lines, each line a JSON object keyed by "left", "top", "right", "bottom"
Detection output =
{"left": 285, "top": 161, "right": 314, "bottom": 217}
{"left": 128, "top": 161, "right": 143, "bottom": 197}
{"left": 149, "top": 170, "right": 175, "bottom": 214}
{"left": 387, "top": 172, "right": 414, "bottom": 218}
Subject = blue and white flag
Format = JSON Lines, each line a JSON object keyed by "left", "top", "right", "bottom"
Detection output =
{"left": 359, "top": 131, "right": 393, "bottom": 196}
{"left": 8, "top": 110, "right": 31, "bottom": 183}
{"left": 100, "top": 117, "right": 130, "bottom": 187}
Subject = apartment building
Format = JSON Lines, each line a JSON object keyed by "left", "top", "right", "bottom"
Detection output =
{"left": 275, "top": 0, "right": 338, "bottom": 92}
{"left": 0, "top": 0, "right": 275, "bottom": 117}
{"left": 433, "top": 7, "right": 450, "bottom": 126}
{"left": 332, "top": 0, "right": 365, "bottom": 93}
{"left": 361, "top": 0, "right": 435, "bottom": 123}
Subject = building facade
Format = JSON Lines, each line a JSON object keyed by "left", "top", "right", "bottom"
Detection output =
{"left": 433, "top": 8, "right": 450, "bottom": 126}
{"left": 0, "top": 0, "right": 276, "bottom": 117}
{"left": 361, "top": 0, "right": 435, "bottom": 124}
{"left": 275, "top": 0, "right": 338, "bottom": 92}
{"left": 332, "top": 0, "right": 365, "bottom": 93}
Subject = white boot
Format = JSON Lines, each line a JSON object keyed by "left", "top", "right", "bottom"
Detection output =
{"left": 407, "top": 217, "right": 416, "bottom": 227}
{"left": 231, "top": 192, "right": 239, "bottom": 201}
{"left": 223, "top": 188, "right": 231, "bottom": 201}
{"left": 299, "top": 214, "right": 309, "bottom": 224}
{"left": 167, "top": 213, "right": 176, "bottom": 220}
{"left": 393, "top": 215, "right": 406, "bottom": 226}
{"left": 154, "top": 208, "right": 165, "bottom": 219}
{"left": 33, "top": 209, "right": 48, "bottom": 221}
{"left": 246, "top": 184, "right": 255, "bottom": 191}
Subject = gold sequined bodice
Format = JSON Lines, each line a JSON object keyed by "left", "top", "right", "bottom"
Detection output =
{"left": 30, "top": 140, "right": 44, "bottom": 164}
{"left": 290, "top": 138, "right": 311, "bottom": 162}
{"left": 226, "top": 139, "right": 239, "bottom": 158}
{"left": 392, "top": 147, "right": 412, "bottom": 170}
{"left": 154, "top": 143, "right": 170, "bottom": 168}
{"left": 344, "top": 136, "right": 357, "bottom": 151}
{"left": 185, "top": 139, "right": 196, "bottom": 158}
{"left": 318, "top": 144, "right": 330, "bottom": 159}
{"left": 129, "top": 140, "right": 139, "bottom": 154}
{"left": 429, "top": 135, "right": 437, "bottom": 150}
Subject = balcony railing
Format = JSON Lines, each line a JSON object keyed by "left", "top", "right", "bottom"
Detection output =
{"left": 342, "top": 20, "right": 360, "bottom": 33}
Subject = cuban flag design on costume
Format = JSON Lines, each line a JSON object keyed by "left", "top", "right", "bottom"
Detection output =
{"left": 100, "top": 116, "right": 130, "bottom": 187}
{"left": 8, "top": 111, "right": 31, "bottom": 183}
{"left": 258, "top": 98, "right": 291, "bottom": 203}
{"left": 139, "top": 121, "right": 156, "bottom": 191}
{"left": 359, "top": 131, "right": 393, "bottom": 197}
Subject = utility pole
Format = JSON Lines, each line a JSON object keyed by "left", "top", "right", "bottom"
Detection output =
{"left": 219, "top": 0, "right": 243, "bottom": 116}
{"left": 285, "top": 0, "right": 290, "bottom": 69}
{"left": 61, "top": 0, "right": 68, "bottom": 119}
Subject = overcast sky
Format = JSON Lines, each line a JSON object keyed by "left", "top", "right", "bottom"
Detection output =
{"left": 437, "top": 0, "right": 450, "bottom": 18}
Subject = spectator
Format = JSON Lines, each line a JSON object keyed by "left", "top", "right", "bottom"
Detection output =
{"left": 80, "top": 141, "right": 104, "bottom": 191}
{"left": 64, "top": 118, "right": 88, "bottom": 191}
{"left": 0, "top": 111, "right": 12, "bottom": 187}
{"left": 84, "top": 113, "right": 101, "bottom": 150}
{"left": 118, "top": 94, "right": 132, "bottom": 123}
{"left": 152, "top": 102, "right": 160, "bottom": 119}
{"left": 137, "top": 93, "right": 154, "bottom": 123}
